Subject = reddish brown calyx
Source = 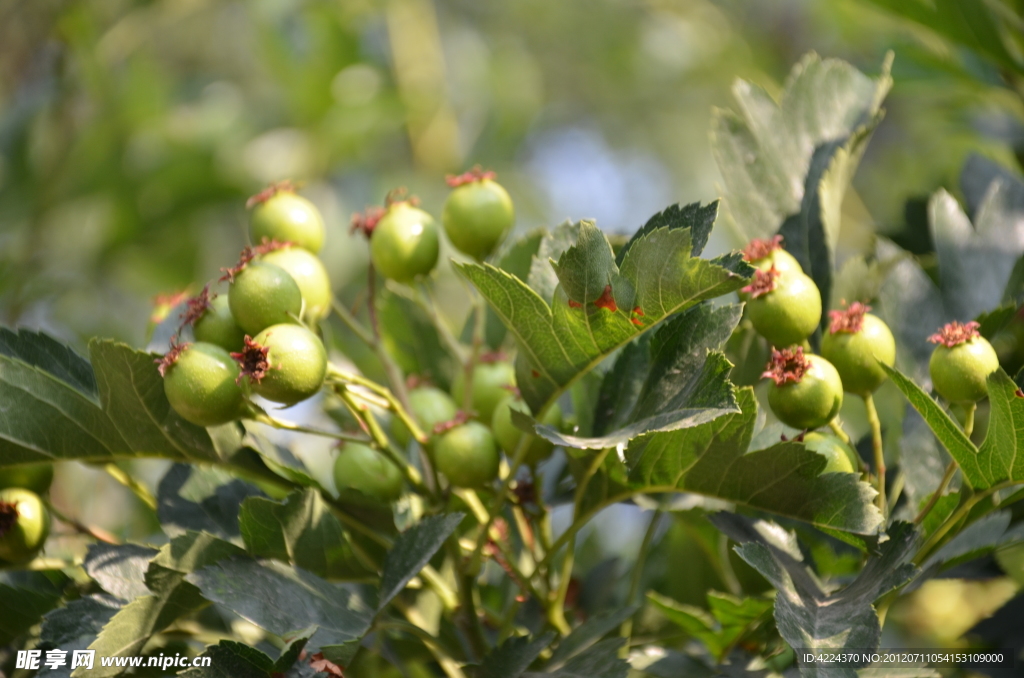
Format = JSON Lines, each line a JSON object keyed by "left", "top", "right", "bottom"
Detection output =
{"left": 246, "top": 180, "right": 297, "bottom": 209}
{"left": 0, "top": 500, "right": 18, "bottom": 538}
{"left": 479, "top": 351, "right": 507, "bottom": 364}
{"left": 232, "top": 335, "right": 272, "bottom": 384}
{"left": 446, "top": 165, "right": 497, "bottom": 187}
{"left": 156, "top": 339, "right": 191, "bottom": 377}
{"left": 594, "top": 285, "right": 617, "bottom": 312}
{"left": 307, "top": 653, "right": 344, "bottom": 677}
{"left": 385, "top": 186, "right": 420, "bottom": 208}
{"left": 179, "top": 285, "right": 214, "bottom": 328}
{"left": 350, "top": 206, "right": 386, "bottom": 238}
{"left": 928, "top": 321, "right": 981, "bottom": 348}
{"left": 220, "top": 246, "right": 258, "bottom": 282}
{"left": 828, "top": 301, "right": 871, "bottom": 334}
{"left": 433, "top": 410, "right": 471, "bottom": 435}
{"left": 741, "top": 267, "right": 779, "bottom": 299}
{"left": 150, "top": 289, "right": 190, "bottom": 325}
{"left": 743, "top": 235, "right": 785, "bottom": 262}
{"left": 762, "top": 346, "right": 810, "bottom": 386}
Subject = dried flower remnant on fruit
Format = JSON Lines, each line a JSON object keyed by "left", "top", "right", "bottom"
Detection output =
{"left": 828, "top": 301, "right": 871, "bottom": 334}
{"left": 246, "top": 180, "right": 298, "bottom": 209}
{"left": 928, "top": 321, "right": 982, "bottom": 348}
{"left": 0, "top": 500, "right": 18, "bottom": 538}
{"left": 384, "top": 186, "right": 420, "bottom": 208}
{"left": 433, "top": 411, "right": 471, "bottom": 435}
{"left": 219, "top": 246, "right": 259, "bottom": 282}
{"left": 446, "top": 165, "right": 497, "bottom": 187}
{"left": 741, "top": 267, "right": 779, "bottom": 299}
{"left": 179, "top": 285, "right": 213, "bottom": 328}
{"left": 253, "top": 237, "right": 294, "bottom": 255}
{"left": 231, "top": 335, "right": 272, "bottom": 385}
{"left": 594, "top": 284, "right": 618, "bottom": 312}
{"left": 762, "top": 346, "right": 810, "bottom": 385}
{"left": 350, "top": 206, "right": 386, "bottom": 237}
{"left": 307, "top": 653, "right": 344, "bottom": 677}
{"left": 156, "top": 340, "right": 191, "bottom": 377}
{"left": 743, "top": 235, "right": 785, "bottom": 262}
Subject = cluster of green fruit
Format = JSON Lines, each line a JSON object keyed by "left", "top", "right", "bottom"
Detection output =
{"left": 744, "top": 236, "right": 999, "bottom": 473}
{"left": 160, "top": 172, "right": 562, "bottom": 504}
{"left": 0, "top": 464, "right": 53, "bottom": 565}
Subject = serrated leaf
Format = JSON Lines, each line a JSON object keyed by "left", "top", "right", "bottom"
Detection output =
{"left": 629, "top": 648, "right": 716, "bottom": 678}
{"left": 84, "top": 543, "right": 160, "bottom": 601}
{"left": 547, "top": 607, "right": 636, "bottom": 668}
{"left": 626, "top": 388, "right": 883, "bottom": 534}
{"left": 0, "top": 574, "right": 66, "bottom": 644}
{"left": 241, "top": 425, "right": 324, "bottom": 489}
{"left": 478, "top": 632, "right": 556, "bottom": 678}
{"left": 923, "top": 510, "right": 1024, "bottom": 572}
{"left": 0, "top": 326, "right": 98, "bottom": 398}
{"left": 378, "top": 513, "right": 464, "bottom": 610}
{"left": 38, "top": 595, "right": 123, "bottom": 678}
{"left": 470, "top": 229, "right": 547, "bottom": 351}
{"left": 539, "top": 303, "right": 740, "bottom": 449}
{"left": 239, "top": 490, "right": 374, "bottom": 580}
{"left": 731, "top": 520, "right": 918, "bottom": 675}
{"left": 178, "top": 640, "right": 275, "bottom": 678}
{"left": 532, "top": 638, "right": 629, "bottom": 678}
{"left": 458, "top": 203, "right": 750, "bottom": 412}
{"left": 647, "top": 590, "right": 772, "bottom": 662}
{"left": 712, "top": 52, "right": 892, "bottom": 322}
{"left": 157, "top": 463, "right": 265, "bottom": 542}
{"left": 528, "top": 220, "right": 581, "bottom": 304}
{"left": 186, "top": 557, "right": 373, "bottom": 664}
{"left": 89, "top": 340, "right": 219, "bottom": 462}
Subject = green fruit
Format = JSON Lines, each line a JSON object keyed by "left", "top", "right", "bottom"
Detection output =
{"left": 442, "top": 178, "right": 514, "bottom": 260}
{"left": 434, "top": 421, "right": 499, "bottom": 488}
{"left": 193, "top": 295, "right": 246, "bottom": 352}
{"left": 802, "top": 432, "right": 857, "bottom": 474}
{"left": 163, "top": 343, "right": 245, "bottom": 427}
{"left": 451, "top": 361, "right": 516, "bottom": 422}
{"left": 0, "top": 488, "right": 50, "bottom": 564}
{"left": 821, "top": 313, "right": 896, "bottom": 395}
{"left": 0, "top": 464, "right": 54, "bottom": 495}
{"left": 250, "top": 190, "right": 325, "bottom": 253}
{"left": 492, "top": 397, "right": 562, "bottom": 465}
{"left": 746, "top": 271, "right": 822, "bottom": 348}
{"left": 767, "top": 354, "right": 844, "bottom": 430}
{"left": 228, "top": 262, "right": 303, "bottom": 336}
{"left": 392, "top": 387, "right": 459, "bottom": 448}
{"left": 250, "top": 324, "right": 328, "bottom": 405}
{"left": 370, "top": 203, "right": 440, "bottom": 283}
{"left": 333, "top": 443, "right": 404, "bottom": 502}
{"left": 748, "top": 248, "right": 801, "bottom": 276}
{"left": 260, "top": 246, "right": 332, "bottom": 320}
{"left": 929, "top": 337, "right": 1000, "bottom": 404}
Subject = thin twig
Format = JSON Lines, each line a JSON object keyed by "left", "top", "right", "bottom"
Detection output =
{"left": 863, "top": 394, "right": 886, "bottom": 516}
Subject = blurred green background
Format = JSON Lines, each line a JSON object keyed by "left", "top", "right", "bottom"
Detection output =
{"left": 3, "top": 0, "right": 1022, "bottom": 347}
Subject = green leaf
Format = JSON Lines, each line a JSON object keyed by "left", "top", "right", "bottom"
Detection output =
{"left": 457, "top": 203, "right": 751, "bottom": 412}
{"left": 547, "top": 607, "right": 636, "bottom": 669}
{"left": 923, "top": 510, "right": 1024, "bottom": 572}
{"left": 647, "top": 591, "right": 772, "bottom": 662}
{"left": 239, "top": 489, "right": 374, "bottom": 580}
{"left": 629, "top": 649, "right": 716, "bottom": 678}
{"left": 84, "top": 543, "right": 160, "bottom": 601}
{"left": 38, "top": 595, "right": 123, "bottom": 677}
{"left": 533, "top": 639, "right": 629, "bottom": 678}
{"left": 378, "top": 513, "right": 464, "bottom": 610}
{"left": 241, "top": 424, "right": 324, "bottom": 489}
{"left": 537, "top": 303, "right": 741, "bottom": 449}
{"left": 712, "top": 52, "right": 892, "bottom": 321}
{"left": 626, "top": 388, "right": 883, "bottom": 534}
{"left": 89, "top": 340, "right": 219, "bottom": 462}
{"left": 729, "top": 520, "right": 918, "bottom": 670}
{"left": 478, "top": 632, "right": 556, "bottom": 678}
{"left": 0, "top": 326, "right": 99, "bottom": 399}
{"left": 157, "top": 464, "right": 265, "bottom": 542}
{"left": 178, "top": 641, "right": 275, "bottom": 678}
{"left": 186, "top": 557, "right": 373, "bottom": 665}
{"left": 0, "top": 573, "right": 66, "bottom": 644}
{"left": 379, "top": 288, "right": 456, "bottom": 389}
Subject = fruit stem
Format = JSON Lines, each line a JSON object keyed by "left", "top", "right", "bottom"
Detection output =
{"left": 619, "top": 510, "right": 662, "bottom": 657}
{"left": 863, "top": 393, "right": 886, "bottom": 517}
{"left": 327, "top": 366, "right": 429, "bottom": 444}
{"left": 963, "top": 401, "right": 977, "bottom": 439}
{"left": 44, "top": 499, "right": 121, "bottom": 545}
{"left": 913, "top": 460, "right": 959, "bottom": 525}
{"left": 101, "top": 463, "right": 158, "bottom": 511}
{"left": 251, "top": 411, "right": 373, "bottom": 444}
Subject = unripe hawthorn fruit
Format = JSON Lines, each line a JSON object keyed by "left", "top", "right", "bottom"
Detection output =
{"left": 742, "top": 235, "right": 802, "bottom": 276}
{"left": 160, "top": 342, "right": 245, "bottom": 427}
{"left": 743, "top": 267, "right": 821, "bottom": 348}
{"left": 260, "top": 246, "right": 332, "bottom": 321}
{"left": 370, "top": 202, "right": 440, "bottom": 283}
{"left": 0, "top": 464, "right": 54, "bottom": 495}
{"left": 491, "top": 396, "right": 562, "bottom": 466}
{"left": 928, "top": 321, "right": 1000, "bottom": 403}
{"left": 248, "top": 184, "right": 325, "bottom": 253}
{"left": 228, "top": 262, "right": 303, "bottom": 336}
{"left": 801, "top": 432, "right": 857, "bottom": 474}
{"left": 451, "top": 359, "right": 516, "bottom": 422}
{"left": 442, "top": 168, "right": 515, "bottom": 260}
{"left": 0, "top": 488, "right": 50, "bottom": 564}
{"left": 240, "top": 325, "right": 328, "bottom": 406}
{"left": 763, "top": 347, "right": 844, "bottom": 430}
{"left": 391, "top": 386, "right": 459, "bottom": 448}
{"left": 434, "top": 421, "right": 500, "bottom": 488}
{"left": 194, "top": 294, "right": 246, "bottom": 352}
{"left": 820, "top": 302, "right": 896, "bottom": 395}
{"left": 333, "top": 443, "right": 404, "bottom": 502}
